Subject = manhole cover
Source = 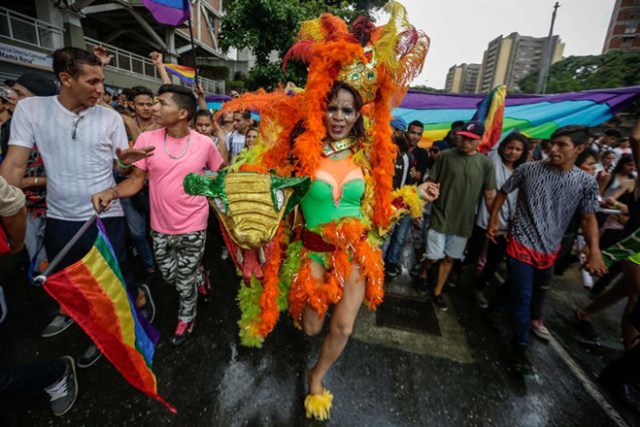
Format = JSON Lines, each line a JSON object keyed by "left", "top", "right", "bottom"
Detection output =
{"left": 376, "top": 293, "right": 441, "bottom": 336}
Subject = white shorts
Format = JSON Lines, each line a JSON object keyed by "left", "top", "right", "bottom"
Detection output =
{"left": 426, "top": 228, "right": 468, "bottom": 260}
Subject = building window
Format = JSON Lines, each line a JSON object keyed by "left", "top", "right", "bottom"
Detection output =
{"left": 624, "top": 22, "right": 638, "bottom": 34}
{"left": 207, "top": 13, "right": 216, "bottom": 34}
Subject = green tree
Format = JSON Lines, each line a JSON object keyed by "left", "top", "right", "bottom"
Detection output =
{"left": 519, "top": 51, "right": 640, "bottom": 94}
{"left": 410, "top": 85, "right": 447, "bottom": 93}
{"left": 219, "top": 0, "right": 387, "bottom": 90}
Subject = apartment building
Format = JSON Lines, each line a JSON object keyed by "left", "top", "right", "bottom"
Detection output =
{"left": 476, "top": 32, "right": 564, "bottom": 93}
{"left": 0, "top": 0, "right": 234, "bottom": 93}
{"left": 603, "top": 0, "right": 640, "bottom": 53}
{"left": 445, "top": 63, "right": 480, "bottom": 93}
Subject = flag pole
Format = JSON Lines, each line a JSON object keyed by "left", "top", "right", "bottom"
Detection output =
{"left": 33, "top": 215, "right": 99, "bottom": 285}
{"left": 187, "top": 14, "right": 199, "bottom": 89}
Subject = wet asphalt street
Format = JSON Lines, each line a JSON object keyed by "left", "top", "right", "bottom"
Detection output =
{"left": 1, "top": 233, "right": 638, "bottom": 427}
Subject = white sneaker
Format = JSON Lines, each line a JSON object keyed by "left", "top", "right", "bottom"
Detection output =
{"left": 531, "top": 319, "right": 551, "bottom": 341}
{"left": 221, "top": 247, "right": 229, "bottom": 260}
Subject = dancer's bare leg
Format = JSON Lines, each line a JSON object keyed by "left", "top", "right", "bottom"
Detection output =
{"left": 307, "top": 264, "right": 365, "bottom": 395}
{"left": 302, "top": 260, "right": 329, "bottom": 336}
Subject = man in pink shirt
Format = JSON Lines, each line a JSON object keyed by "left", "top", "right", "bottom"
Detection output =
{"left": 92, "top": 84, "right": 223, "bottom": 346}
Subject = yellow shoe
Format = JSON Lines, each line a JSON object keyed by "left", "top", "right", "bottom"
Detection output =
{"left": 304, "top": 388, "right": 333, "bottom": 420}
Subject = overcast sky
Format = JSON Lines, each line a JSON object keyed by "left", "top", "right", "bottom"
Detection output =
{"left": 383, "top": 0, "right": 615, "bottom": 89}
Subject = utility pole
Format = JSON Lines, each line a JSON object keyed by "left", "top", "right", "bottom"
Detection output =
{"left": 535, "top": 2, "right": 560, "bottom": 94}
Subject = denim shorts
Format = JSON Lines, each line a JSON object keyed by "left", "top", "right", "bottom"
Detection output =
{"left": 426, "top": 228, "right": 468, "bottom": 260}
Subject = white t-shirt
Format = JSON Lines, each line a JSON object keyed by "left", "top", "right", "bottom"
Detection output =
{"left": 226, "top": 130, "right": 246, "bottom": 161}
{"left": 613, "top": 146, "right": 632, "bottom": 163}
{"left": 9, "top": 96, "right": 127, "bottom": 221}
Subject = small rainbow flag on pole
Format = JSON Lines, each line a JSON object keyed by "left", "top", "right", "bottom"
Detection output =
{"left": 42, "top": 219, "right": 176, "bottom": 413}
{"left": 143, "top": 0, "right": 190, "bottom": 26}
{"left": 164, "top": 63, "right": 195, "bottom": 86}
{"left": 472, "top": 85, "right": 507, "bottom": 153}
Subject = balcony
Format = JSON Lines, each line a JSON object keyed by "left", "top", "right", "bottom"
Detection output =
{"left": 85, "top": 37, "right": 224, "bottom": 93}
{"left": 0, "top": 6, "right": 64, "bottom": 51}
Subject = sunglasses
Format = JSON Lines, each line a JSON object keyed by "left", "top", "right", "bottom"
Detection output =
{"left": 72, "top": 114, "right": 84, "bottom": 140}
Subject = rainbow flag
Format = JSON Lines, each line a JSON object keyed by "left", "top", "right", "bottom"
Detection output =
{"left": 392, "top": 86, "right": 640, "bottom": 147}
{"left": 143, "top": 0, "right": 190, "bottom": 26}
{"left": 164, "top": 63, "right": 195, "bottom": 85}
{"left": 472, "top": 85, "right": 507, "bottom": 153}
{"left": 43, "top": 219, "right": 175, "bottom": 413}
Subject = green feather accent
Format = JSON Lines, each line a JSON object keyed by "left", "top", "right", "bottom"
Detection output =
{"left": 236, "top": 276, "right": 265, "bottom": 348}
{"left": 277, "top": 240, "right": 303, "bottom": 310}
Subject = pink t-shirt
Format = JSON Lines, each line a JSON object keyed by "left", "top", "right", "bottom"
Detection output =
{"left": 134, "top": 128, "right": 223, "bottom": 234}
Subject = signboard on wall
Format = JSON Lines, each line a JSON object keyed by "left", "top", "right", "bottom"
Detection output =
{"left": 0, "top": 42, "right": 52, "bottom": 70}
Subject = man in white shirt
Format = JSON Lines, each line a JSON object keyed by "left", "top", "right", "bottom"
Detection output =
{"left": 0, "top": 47, "right": 154, "bottom": 368}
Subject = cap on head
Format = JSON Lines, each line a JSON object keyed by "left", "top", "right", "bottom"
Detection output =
{"left": 456, "top": 121, "right": 485, "bottom": 140}
{"left": 16, "top": 72, "right": 57, "bottom": 97}
{"left": 432, "top": 140, "right": 449, "bottom": 151}
{"left": 390, "top": 116, "right": 407, "bottom": 132}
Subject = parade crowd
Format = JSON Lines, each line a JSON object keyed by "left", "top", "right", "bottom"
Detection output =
{"left": 0, "top": 44, "right": 639, "bottom": 419}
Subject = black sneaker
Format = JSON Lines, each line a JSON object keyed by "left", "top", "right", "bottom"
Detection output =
{"left": 574, "top": 310, "right": 598, "bottom": 340}
{"left": 414, "top": 278, "right": 429, "bottom": 295}
{"left": 171, "top": 319, "right": 195, "bottom": 346}
{"left": 475, "top": 290, "right": 489, "bottom": 309}
{"left": 432, "top": 294, "right": 448, "bottom": 311}
{"left": 386, "top": 263, "right": 401, "bottom": 278}
{"left": 138, "top": 284, "right": 156, "bottom": 323}
{"left": 410, "top": 263, "right": 421, "bottom": 277}
{"left": 44, "top": 356, "right": 78, "bottom": 417}
{"left": 513, "top": 345, "right": 535, "bottom": 378}
{"left": 77, "top": 344, "right": 102, "bottom": 368}
{"left": 599, "top": 375, "right": 640, "bottom": 414}
{"left": 42, "top": 315, "right": 74, "bottom": 338}
{"left": 0, "top": 285, "right": 6, "bottom": 324}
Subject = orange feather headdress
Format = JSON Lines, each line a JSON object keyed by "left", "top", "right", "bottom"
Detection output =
{"left": 218, "top": 1, "right": 429, "bottom": 230}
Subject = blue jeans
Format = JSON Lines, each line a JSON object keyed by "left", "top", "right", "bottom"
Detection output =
{"left": 507, "top": 255, "right": 553, "bottom": 347}
{"left": 121, "top": 197, "right": 155, "bottom": 271}
{"left": 44, "top": 216, "right": 139, "bottom": 295}
{"left": 384, "top": 214, "right": 412, "bottom": 265}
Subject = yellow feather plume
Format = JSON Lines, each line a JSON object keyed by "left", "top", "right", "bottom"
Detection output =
{"left": 304, "top": 389, "right": 333, "bottom": 420}
{"left": 297, "top": 18, "right": 326, "bottom": 42}
{"left": 392, "top": 185, "right": 425, "bottom": 219}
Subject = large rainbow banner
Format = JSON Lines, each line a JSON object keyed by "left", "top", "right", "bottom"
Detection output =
{"left": 393, "top": 86, "right": 640, "bottom": 147}
{"left": 43, "top": 219, "right": 175, "bottom": 413}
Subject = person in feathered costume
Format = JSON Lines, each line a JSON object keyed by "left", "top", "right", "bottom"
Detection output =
{"left": 185, "top": 2, "right": 434, "bottom": 419}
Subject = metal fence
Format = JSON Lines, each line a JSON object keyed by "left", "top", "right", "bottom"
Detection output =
{"left": 85, "top": 37, "right": 224, "bottom": 93}
{"left": 85, "top": 37, "right": 160, "bottom": 81}
{"left": 0, "top": 6, "right": 64, "bottom": 50}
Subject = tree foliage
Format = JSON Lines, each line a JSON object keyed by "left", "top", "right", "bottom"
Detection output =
{"left": 219, "top": 0, "right": 387, "bottom": 88}
{"left": 518, "top": 51, "right": 640, "bottom": 94}
{"left": 410, "top": 85, "right": 447, "bottom": 93}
